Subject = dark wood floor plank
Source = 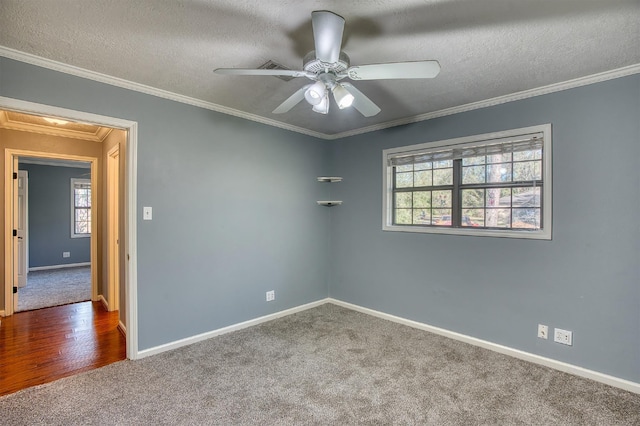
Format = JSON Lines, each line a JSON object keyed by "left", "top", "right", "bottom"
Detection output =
{"left": 0, "top": 301, "right": 126, "bottom": 396}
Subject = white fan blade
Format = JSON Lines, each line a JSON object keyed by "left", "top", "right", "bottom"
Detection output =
{"left": 346, "top": 61, "right": 441, "bottom": 80}
{"left": 341, "top": 83, "right": 381, "bottom": 117}
{"left": 215, "top": 68, "right": 312, "bottom": 78}
{"left": 312, "top": 11, "right": 345, "bottom": 64}
{"left": 273, "top": 85, "right": 309, "bottom": 114}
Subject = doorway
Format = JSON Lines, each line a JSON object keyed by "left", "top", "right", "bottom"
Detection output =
{"left": 6, "top": 150, "right": 98, "bottom": 314}
{"left": 15, "top": 158, "right": 94, "bottom": 313}
{"left": 0, "top": 96, "right": 138, "bottom": 359}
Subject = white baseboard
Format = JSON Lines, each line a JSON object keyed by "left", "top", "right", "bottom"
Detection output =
{"left": 98, "top": 295, "right": 109, "bottom": 311}
{"left": 328, "top": 298, "right": 640, "bottom": 395}
{"left": 118, "top": 320, "right": 126, "bottom": 335}
{"left": 0, "top": 310, "right": 5, "bottom": 317}
{"left": 136, "top": 298, "right": 329, "bottom": 359}
{"left": 132, "top": 296, "right": 639, "bottom": 394}
{"left": 29, "top": 262, "right": 91, "bottom": 272}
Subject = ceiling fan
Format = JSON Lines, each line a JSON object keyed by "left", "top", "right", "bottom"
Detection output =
{"left": 214, "top": 10, "right": 440, "bottom": 117}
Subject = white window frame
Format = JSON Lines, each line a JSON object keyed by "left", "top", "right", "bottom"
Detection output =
{"left": 382, "top": 124, "right": 552, "bottom": 240}
{"left": 71, "top": 178, "right": 91, "bottom": 238}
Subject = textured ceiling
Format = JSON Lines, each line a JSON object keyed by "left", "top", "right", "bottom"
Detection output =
{"left": 0, "top": 0, "right": 638, "bottom": 138}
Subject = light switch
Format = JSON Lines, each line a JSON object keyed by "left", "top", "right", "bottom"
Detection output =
{"left": 143, "top": 206, "right": 152, "bottom": 220}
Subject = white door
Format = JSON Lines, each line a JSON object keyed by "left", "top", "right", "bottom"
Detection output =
{"left": 17, "top": 170, "right": 28, "bottom": 288}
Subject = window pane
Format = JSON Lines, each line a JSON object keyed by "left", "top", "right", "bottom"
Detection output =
{"left": 75, "top": 189, "right": 90, "bottom": 207}
{"left": 462, "top": 156, "right": 485, "bottom": 166}
{"left": 462, "top": 165, "right": 485, "bottom": 184}
{"left": 486, "top": 164, "right": 512, "bottom": 183}
{"left": 462, "top": 189, "right": 485, "bottom": 208}
{"left": 433, "top": 209, "right": 452, "bottom": 226}
{"left": 513, "top": 149, "right": 542, "bottom": 161}
{"left": 513, "top": 208, "right": 541, "bottom": 229}
{"left": 487, "top": 153, "right": 512, "bottom": 163}
{"left": 396, "top": 172, "right": 413, "bottom": 188}
{"left": 414, "top": 170, "right": 432, "bottom": 187}
{"left": 413, "top": 209, "right": 431, "bottom": 225}
{"left": 463, "top": 209, "right": 484, "bottom": 227}
{"left": 395, "top": 192, "right": 412, "bottom": 208}
{"left": 513, "top": 161, "right": 541, "bottom": 181}
{"left": 432, "top": 190, "right": 451, "bottom": 208}
{"left": 485, "top": 208, "right": 499, "bottom": 227}
{"left": 76, "top": 209, "right": 88, "bottom": 222}
{"left": 414, "top": 162, "right": 432, "bottom": 171}
{"left": 396, "top": 165, "right": 413, "bottom": 172}
{"left": 486, "top": 188, "right": 507, "bottom": 207}
{"left": 490, "top": 188, "right": 511, "bottom": 207}
{"left": 413, "top": 191, "right": 431, "bottom": 208}
{"left": 433, "top": 168, "right": 453, "bottom": 186}
{"left": 76, "top": 222, "right": 88, "bottom": 234}
{"left": 433, "top": 160, "right": 452, "bottom": 169}
{"left": 395, "top": 209, "right": 412, "bottom": 224}
{"left": 512, "top": 187, "right": 540, "bottom": 207}
{"left": 486, "top": 209, "right": 511, "bottom": 228}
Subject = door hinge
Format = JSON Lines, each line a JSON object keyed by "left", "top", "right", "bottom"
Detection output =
{"left": 13, "top": 172, "right": 17, "bottom": 179}
{"left": 13, "top": 286, "right": 17, "bottom": 294}
{"left": 13, "top": 229, "right": 17, "bottom": 237}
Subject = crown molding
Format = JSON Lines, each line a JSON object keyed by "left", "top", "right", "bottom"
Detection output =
{"left": 0, "top": 46, "right": 327, "bottom": 140}
{"left": 19, "top": 157, "right": 91, "bottom": 168}
{"left": 0, "top": 110, "right": 113, "bottom": 142}
{"left": 328, "top": 63, "right": 640, "bottom": 140}
{"left": 2, "top": 46, "right": 638, "bottom": 141}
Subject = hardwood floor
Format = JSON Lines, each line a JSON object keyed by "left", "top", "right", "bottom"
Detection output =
{"left": 0, "top": 301, "right": 126, "bottom": 397}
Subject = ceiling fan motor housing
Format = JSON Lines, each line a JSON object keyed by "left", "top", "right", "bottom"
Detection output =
{"left": 303, "top": 51, "right": 350, "bottom": 75}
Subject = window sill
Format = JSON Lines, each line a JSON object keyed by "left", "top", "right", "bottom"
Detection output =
{"left": 382, "top": 224, "right": 551, "bottom": 240}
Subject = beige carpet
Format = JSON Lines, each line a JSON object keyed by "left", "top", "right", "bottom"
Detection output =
{"left": 17, "top": 266, "right": 91, "bottom": 312}
{"left": 1, "top": 303, "right": 639, "bottom": 424}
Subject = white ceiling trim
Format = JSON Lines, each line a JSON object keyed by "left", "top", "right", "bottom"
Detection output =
{"left": 0, "top": 46, "right": 327, "bottom": 140}
{"left": 20, "top": 157, "right": 91, "bottom": 169}
{"left": 2, "top": 46, "right": 639, "bottom": 141}
{"left": 0, "top": 110, "right": 113, "bottom": 142}
{"left": 332, "top": 63, "right": 640, "bottom": 140}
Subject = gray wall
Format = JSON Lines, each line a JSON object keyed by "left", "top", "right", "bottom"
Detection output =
{"left": 2, "top": 56, "right": 639, "bottom": 383}
{"left": 328, "top": 74, "right": 640, "bottom": 382}
{"left": 18, "top": 163, "right": 91, "bottom": 267}
{"left": 1, "top": 57, "right": 331, "bottom": 350}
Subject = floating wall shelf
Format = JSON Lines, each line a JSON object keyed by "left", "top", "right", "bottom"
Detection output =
{"left": 317, "top": 176, "right": 343, "bottom": 183}
{"left": 317, "top": 176, "right": 343, "bottom": 206}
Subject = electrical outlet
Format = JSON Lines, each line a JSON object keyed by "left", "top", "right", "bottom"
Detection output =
{"left": 554, "top": 328, "right": 573, "bottom": 346}
{"left": 266, "top": 290, "right": 275, "bottom": 302}
{"left": 537, "top": 324, "right": 548, "bottom": 339}
{"left": 63, "top": 252, "right": 70, "bottom": 258}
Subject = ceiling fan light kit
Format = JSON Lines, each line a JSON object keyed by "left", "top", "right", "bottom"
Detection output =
{"left": 332, "top": 84, "right": 354, "bottom": 109}
{"left": 312, "top": 95, "right": 330, "bottom": 114}
{"left": 304, "top": 81, "right": 326, "bottom": 105}
{"left": 214, "top": 10, "right": 440, "bottom": 117}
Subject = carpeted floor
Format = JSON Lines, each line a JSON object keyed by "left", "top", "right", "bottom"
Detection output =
{"left": 17, "top": 266, "right": 91, "bottom": 312}
{"left": 1, "top": 303, "right": 639, "bottom": 425}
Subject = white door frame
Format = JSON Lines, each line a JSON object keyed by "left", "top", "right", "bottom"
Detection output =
{"left": 0, "top": 96, "right": 139, "bottom": 360}
{"left": 106, "top": 144, "right": 120, "bottom": 312}
{"left": 6, "top": 150, "right": 99, "bottom": 304}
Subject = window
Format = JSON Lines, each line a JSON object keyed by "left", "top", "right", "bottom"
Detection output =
{"left": 382, "top": 124, "right": 552, "bottom": 239}
{"left": 71, "top": 178, "right": 91, "bottom": 238}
